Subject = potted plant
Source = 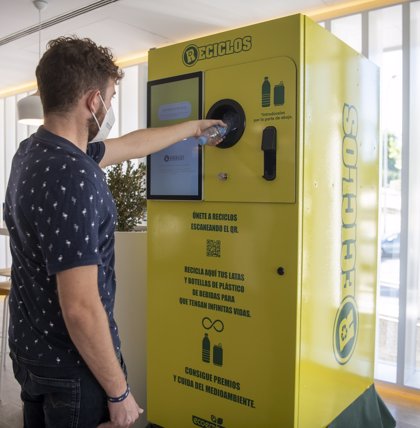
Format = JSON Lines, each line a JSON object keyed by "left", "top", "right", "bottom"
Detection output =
{"left": 106, "top": 159, "right": 149, "bottom": 428}
{"left": 105, "top": 160, "right": 147, "bottom": 231}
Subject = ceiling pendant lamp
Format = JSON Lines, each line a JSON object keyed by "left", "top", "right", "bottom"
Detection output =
{"left": 17, "top": 0, "right": 48, "bottom": 126}
{"left": 17, "top": 90, "right": 43, "bottom": 125}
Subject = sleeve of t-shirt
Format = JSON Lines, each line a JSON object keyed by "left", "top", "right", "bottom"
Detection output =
{"left": 87, "top": 141, "right": 105, "bottom": 164}
{"left": 35, "top": 174, "right": 102, "bottom": 276}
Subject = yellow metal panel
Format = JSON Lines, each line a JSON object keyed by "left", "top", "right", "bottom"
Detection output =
{"left": 147, "top": 201, "right": 300, "bottom": 427}
{"left": 147, "top": 14, "right": 304, "bottom": 80}
{"left": 297, "top": 18, "right": 379, "bottom": 427}
{"left": 204, "top": 57, "right": 296, "bottom": 203}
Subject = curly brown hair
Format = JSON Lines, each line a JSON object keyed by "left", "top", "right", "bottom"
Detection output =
{"left": 36, "top": 36, "right": 124, "bottom": 114}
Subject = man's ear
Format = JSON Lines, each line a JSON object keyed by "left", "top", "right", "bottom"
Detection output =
{"left": 86, "top": 90, "right": 100, "bottom": 114}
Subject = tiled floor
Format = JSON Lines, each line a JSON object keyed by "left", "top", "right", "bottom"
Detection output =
{"left": 377, "top": 382, "right": 420, "bottom": 428}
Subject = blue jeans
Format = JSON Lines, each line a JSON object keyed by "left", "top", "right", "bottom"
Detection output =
{"left": 11, "top": 351, "right": 127, "bottom": 428}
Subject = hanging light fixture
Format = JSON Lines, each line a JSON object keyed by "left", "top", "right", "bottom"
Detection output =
{"left": 17, "top": 0, "right": 48, "bottom": 126}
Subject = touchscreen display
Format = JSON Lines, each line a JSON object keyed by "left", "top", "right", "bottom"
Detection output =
{"left": 147, "top": 72, "right": 203, "bottom": 200}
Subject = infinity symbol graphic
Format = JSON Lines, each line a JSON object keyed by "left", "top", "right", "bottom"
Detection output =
{"left": 202, "top": 317, "right": 224, "bottom": 332}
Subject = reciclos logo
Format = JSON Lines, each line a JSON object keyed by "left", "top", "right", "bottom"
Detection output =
{"left": 192, "top": 414, "right": 225, "bottom": 428}
{"left": 182, "top": 36, "right": 252, "bottom": 67}
{"left": 333, "top": 103, "right": 359, "bottom": 365}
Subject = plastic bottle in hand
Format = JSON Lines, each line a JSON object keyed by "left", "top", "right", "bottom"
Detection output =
{"left": 198, "top": 125, "right": 227, "bottom": 146}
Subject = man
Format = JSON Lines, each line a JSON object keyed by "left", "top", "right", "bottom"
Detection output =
{"left": 4, "top": 36, "right": 224, "bottom": 428}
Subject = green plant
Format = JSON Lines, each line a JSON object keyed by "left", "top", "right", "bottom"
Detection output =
{"left": 385, "top": 132, "right": 401, "bottom": 185}
{"left": 105, "top": 160, "right": 146, "bottom": 231}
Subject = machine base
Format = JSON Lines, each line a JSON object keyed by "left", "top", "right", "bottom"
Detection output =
{"left": 328, "top": 384, "right": 396, "bottom": 428}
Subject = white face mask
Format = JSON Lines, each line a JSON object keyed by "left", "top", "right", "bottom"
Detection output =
{"left": 89, "top": 93, "right": 115, "bottom": 143}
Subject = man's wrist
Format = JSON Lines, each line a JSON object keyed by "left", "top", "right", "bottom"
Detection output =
{"left": 107, "top": 384, "right": 130, "bottom": 403}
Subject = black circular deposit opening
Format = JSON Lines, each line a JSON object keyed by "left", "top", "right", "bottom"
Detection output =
{"left": 206, "top": 99, "right": 246, "bottom": 148}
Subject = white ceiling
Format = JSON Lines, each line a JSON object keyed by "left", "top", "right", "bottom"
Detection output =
{"left": 0, "top": 0, "right": 349, "bottom": 94}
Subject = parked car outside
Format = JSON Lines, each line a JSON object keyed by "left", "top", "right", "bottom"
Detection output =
{"left": 381, "top": 232, "right": 400, "bottom": 258}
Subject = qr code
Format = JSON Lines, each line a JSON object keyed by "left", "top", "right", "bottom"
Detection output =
{"left": 206, "top": 239, "right": 221, "bottom": 258}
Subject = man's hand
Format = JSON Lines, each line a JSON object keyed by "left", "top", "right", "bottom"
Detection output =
{"left": 193, "top": 119, "right": 226, "bottom": 138}
{"left": 97, "top": 393, "right": 144, "bottom": 428}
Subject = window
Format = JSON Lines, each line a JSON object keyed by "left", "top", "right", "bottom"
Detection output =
{"left": 403, "top": 0, "right": 420, "bottom": 389}
{"left": 329, "top": 1, "right": 420, "bottom": 389}
{"left": 331, "top": 14, "right": 362, "bottom": 52}
{"left": 369, "top": 5, "right": 403, "bottom": 384}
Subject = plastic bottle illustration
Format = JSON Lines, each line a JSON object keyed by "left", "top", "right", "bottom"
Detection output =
{"left": 202, "top": 333, "right": 210, "bottom": 363}
{"left": 213, "top": 343, "right": 223, "bottom": 366}
{"left": 197, "top": 125, "right": 227, "bottom": 146}
{"left": 262, "top": 76, "right": 271, "bottom": 107}
{"left": 274, "top": 81, "right": 285, "bottom": 106}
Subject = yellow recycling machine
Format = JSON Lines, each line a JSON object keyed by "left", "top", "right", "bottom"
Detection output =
{"left": 146, "top": 14, "right": 392, "bottom": 428}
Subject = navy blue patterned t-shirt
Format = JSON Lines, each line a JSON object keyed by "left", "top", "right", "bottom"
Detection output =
{"left": 5, "top": 126, "right": 120, "bottom": 367}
